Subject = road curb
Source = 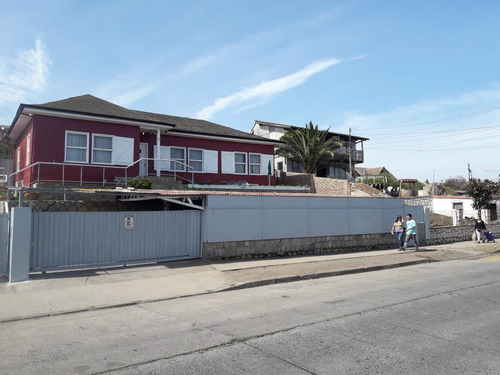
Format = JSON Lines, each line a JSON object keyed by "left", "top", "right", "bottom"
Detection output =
{"left": 0, "top": 258, "right": 438, "bottom": 324}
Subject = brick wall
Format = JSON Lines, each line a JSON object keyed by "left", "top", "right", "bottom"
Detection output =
{"left": 277, "top": 172, "right": 349, "bottom": 195}
{"left": 312, "top": 176, "right": 349, "bottom": 195}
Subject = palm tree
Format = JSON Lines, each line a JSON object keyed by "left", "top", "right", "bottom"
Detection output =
{"left": 275, "top": 122, "right": 345, "bottom": 175}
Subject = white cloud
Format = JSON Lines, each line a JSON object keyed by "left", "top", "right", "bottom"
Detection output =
{"left": 341, "top": 87, "right": 500, "bottom": 181}
{"left": 0, "top": 38, "right": 51, "bottom": 105}
{"left": 195, "top": 58, "right": 342, "bottom": 120}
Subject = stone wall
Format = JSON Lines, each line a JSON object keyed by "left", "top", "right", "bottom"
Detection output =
{"left": 428, "top": 223, "right": 500, "bottom": 245}
{"left": 203, "top": 232, "right": 396, "bottom": 260}
{"left": 17, "top": 199, "right": 166, "bottom": 212}
{"left": 405, "top": 196, "right": 433, "bottom": 210}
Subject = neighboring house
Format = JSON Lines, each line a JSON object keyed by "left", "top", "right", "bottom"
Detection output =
{"left": 406, "top": 195, "right": 500, "bottom": 225}
{"left": 7, "top": 95, "right": 277, "bottom": 187}
{"left": 251, "top": 120, "right": 368, "bottom": 180}
{"left": 356, "top": 166, "right": 397, "bottom": 183}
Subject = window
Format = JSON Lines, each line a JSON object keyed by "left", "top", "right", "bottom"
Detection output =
{"left": 189, "top": 149, "right": 203, "bottom": 172}
{"left": 65, "top": 131, "right": 88, "bottom": 163}
{"left": 235, "top": 153, "right": 247, "bottom": 174}
{"left": 92, "top": 135, "right": 112, "bottom": 164}
{"left": 170, "top": 147, "right": 185, "bottom": 171}
{"left": 269, "top": 126, "right": 275, "bottom": 132}
{"left": 26, "top": 134, "right": 30, "bottom": 166}
{"left": 16, "top": 148, "right": 20, "bottom": 171}
{"left": 249, "top": 154, "right": 261, "bottom": 175}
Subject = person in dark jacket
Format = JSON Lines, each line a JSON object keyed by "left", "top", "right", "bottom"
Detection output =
{"left": 474, "top": 216, "right": 486, "bottom": 244}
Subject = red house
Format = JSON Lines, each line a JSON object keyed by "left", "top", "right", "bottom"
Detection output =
{"left": 8, "top": 95, "right": 277, "bottom": 187}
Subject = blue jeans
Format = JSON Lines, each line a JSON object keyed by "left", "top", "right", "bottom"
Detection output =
{"left": 396, "top": 231, "right": 404, "bottom": 249}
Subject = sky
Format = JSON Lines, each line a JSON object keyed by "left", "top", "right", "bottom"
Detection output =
{"left": 1, "top": 0, "right": 499, "bottom": 182}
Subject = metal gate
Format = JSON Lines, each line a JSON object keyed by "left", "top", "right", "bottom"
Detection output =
{"left": 0, "top": 213, "right": 9, "bottom": 277}
{"left": 30, "top": 211, "right": 201, "bottom": 272}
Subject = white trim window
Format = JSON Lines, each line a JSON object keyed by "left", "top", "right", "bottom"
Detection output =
{"left": 170, "top": 147, "right": 185, "bottom": 171}
{"left": 249, "top": 154, "right": 261, "bottom": 175}
{"left": 65, "top": 131, "right": 89, "bottom": 163}
{"left": 235, "top": 152, "right": 247, "bottom": 174}
{"left": 188, "top": 148, "right": 203, "bottom": 172}
{"left": 26, "top": 134, "right": 31, "bottom": 167}
{"left": 92, "top": 134, "right": 113, "bottom": 164}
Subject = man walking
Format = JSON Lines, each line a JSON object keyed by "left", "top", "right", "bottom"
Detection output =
{"left": 402, "top": 213, "right": 419, "bottom": 251}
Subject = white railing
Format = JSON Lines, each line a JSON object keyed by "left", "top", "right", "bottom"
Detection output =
{"left": 8, "top": 158, "right": 195, "bottom": 187}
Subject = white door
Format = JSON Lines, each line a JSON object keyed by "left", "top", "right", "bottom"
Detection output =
{"left": 139, "top": 143, "right": 148, "bottom": 176}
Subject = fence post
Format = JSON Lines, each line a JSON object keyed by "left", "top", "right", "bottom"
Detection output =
{"left": 9, "top": 207, "right": 32, "bottom": 283}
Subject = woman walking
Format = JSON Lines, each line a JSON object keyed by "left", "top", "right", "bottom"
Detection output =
{"left": 391, "top": 215, "right": 405, "bottom": 250}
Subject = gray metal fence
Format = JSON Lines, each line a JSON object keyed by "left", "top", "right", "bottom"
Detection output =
{"left": 31, "top": 211, "right": 201, "bottom": 271}
{"left": 0, "top": 214, "right": 9, "bottom": 276}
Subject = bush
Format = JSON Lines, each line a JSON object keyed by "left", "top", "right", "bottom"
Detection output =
{"left": 128, "top": 178, "right": 152, "bottom": 189}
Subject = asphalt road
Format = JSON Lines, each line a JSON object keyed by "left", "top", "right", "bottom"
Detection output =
{"left": 1, "top": 256, "right": 500, "bottom": 375}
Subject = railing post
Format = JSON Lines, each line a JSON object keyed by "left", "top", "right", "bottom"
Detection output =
{"left": 80, "top": 166, "right": 83, "bottom": 186}
{"left": 125, "top": 169, "right": 128, "bottom": 187}
{"left": 37, "top": 164, "right": 40, "bottom": 186}
{"left": 103, "top": 167, "right": 105, "bottom": 187}
{"left": 62, "top": 165, "right": 65, "bottom": 187}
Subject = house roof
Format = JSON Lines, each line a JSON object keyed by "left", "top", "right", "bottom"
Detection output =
{"left": 254, "top": 120, "right": 369, "bottom": 141}
{"left": 355, "top": 166, "right": 396, "bottom": 179}
{"left": 136, "top": 110, "right": 274, "bottom": 143}
{"left": 8, "top": 94, "right": 278, "bottom": 144}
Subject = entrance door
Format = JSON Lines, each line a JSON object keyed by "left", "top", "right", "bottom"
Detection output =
{"left": 139, "top": 143, "right": 148, "bottom": 176}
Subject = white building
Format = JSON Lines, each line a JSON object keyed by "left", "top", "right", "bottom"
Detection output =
{"left": 251, "top": 120, "right": 368, "bottom": 180}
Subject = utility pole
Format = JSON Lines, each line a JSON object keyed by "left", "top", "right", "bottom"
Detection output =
{"left": 348, "top": 127, "right": 352, "bottom": 181}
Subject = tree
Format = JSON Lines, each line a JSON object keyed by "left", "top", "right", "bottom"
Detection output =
{"left": 0, "top": 127, "right": 14, "bottom": 159}
{"left": 275, "top": 122, "right": 344, "bottom": 175}
{"left": 465, "top": 178, "right": 500, "bottom": 211}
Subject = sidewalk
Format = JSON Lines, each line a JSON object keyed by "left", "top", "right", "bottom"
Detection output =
{"left": 0, "top": 241, "right": 498, "bottom": 323}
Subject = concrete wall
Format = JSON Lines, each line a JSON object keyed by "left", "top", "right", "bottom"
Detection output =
{"left": 202, "top": 195, "right": 428, "bottom": 259}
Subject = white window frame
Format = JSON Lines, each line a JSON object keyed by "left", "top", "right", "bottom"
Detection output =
{"left": 249, "top": 153, "right": 261, "bottom": 175}
{"left": 234, "top": 152, "right": 247, "bottom": 175}
{"left": 170, "top": 146, "right": 186, "bottom": 171}
{"left": 188, "top": 148, "right": 203, "bottom": 173}
{"left": 65, "top": 131, "right": 89, "bottom": 163}
{"left": 26, "top": 134, "right": 31, "bottom": 167}
{"left": 91, "top": 133, "right": 113, "bottom": 165}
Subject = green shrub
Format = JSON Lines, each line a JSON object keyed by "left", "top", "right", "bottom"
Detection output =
{"left": 128, "top": 178, "right": 152, "bottom": 189}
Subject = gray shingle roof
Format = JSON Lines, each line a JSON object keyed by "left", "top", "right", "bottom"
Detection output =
{"left": 135, "top": 110, "right": 273, "bottom": 142}
{"left": 23, "top": 94, "right": 275, "bottom": 143}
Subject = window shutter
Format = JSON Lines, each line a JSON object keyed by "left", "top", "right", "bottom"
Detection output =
{"left": 260, "top": 154, "right": 274, "bottom": 176}
{"left": 221, "top": 151, "right": 235, "bottom": 174}
{"left": 154, "top": 145, "right": 170, "bottom": 171}
{"left": 203, "top": 150, "right": 218, "bottom": 173}
{"left": 112, "top": 136, "right": 134, "bottom": 165}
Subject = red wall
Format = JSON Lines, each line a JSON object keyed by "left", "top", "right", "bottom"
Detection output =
{"left": 140, "top": 133, "right": 276, "bottom": 185}
{"left": 16, "top": 115, "right": 140, "bottom": 186}
{"left": 13, "top": 114, "right": 275, "bottom": 187}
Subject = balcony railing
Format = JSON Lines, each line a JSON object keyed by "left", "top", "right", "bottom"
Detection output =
{"left": 8, "top": 158, "right": 195, "bottom": 188}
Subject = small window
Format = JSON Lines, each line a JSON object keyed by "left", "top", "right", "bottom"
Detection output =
{"left": 235, "top": 152, "right": 247, "bottom": 174}
{"left": 92, "top": 135, "right": 112, "bottom": 164}
{"left": 65, "top": 131, "right": 89, "bottom": 163}
{"left": 189, "top": 149, "right": 203, "bottom": 172}
{"left": 249, "top": 154, "right": 261, "bottom": 175}
{"left": 170, "top": 147, "right": 185, "bottom": 171}
{"left": 269, "top": 126, "right": 275, "bottom": 132}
